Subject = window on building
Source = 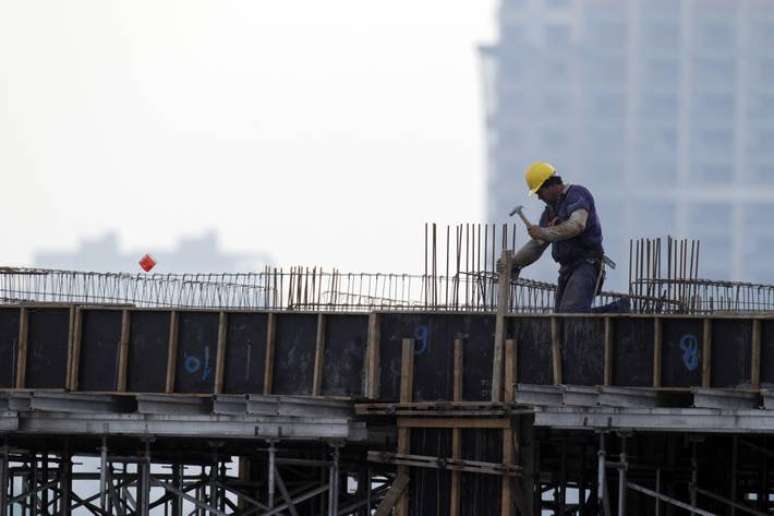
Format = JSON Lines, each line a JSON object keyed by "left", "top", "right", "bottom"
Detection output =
{"left": 632, "top": 201, "right": 676, "bottom": 235}
{"left": 643, "top": 59, "right": 680, "bottom": 86}
{"left": 748, "top": 93, "right": 774, "bottom": 118}
{"left": 688, "top": 204, "right": 733, "bottom": 234}
{"left": 545, "top": 0, "right": 571, "bottom": 8}
{"left": 693, "top": 93, "right": 735, "bottom": 118}
{"left": 642, "top": 21, "right": 680, "bottom": 49}
{"left": 695, "top": 128, "right": 734, "bottom": 156}
{"left": 693, "top": 58, "right": 735, "bottom": 88}
{"left": 545, "top": 24, "right": 572, "bottom": 47}
{"left": 690, "top": 162, "right": 734, "bottom": 183}
{"left": 696, "top": 18, "right": 737, "bottom": 50}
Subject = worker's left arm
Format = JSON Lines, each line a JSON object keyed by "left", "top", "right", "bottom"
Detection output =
{"left": 528, "top": 209, "right": 588, "bottom": 242}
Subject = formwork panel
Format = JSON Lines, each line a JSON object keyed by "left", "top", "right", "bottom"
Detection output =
{"left": 321, "top": 314, "right": 368, "bottom": 397}
{"left": 761, "top": 321, "right": 774, "bottom": 386}
{"left": 0, "top": 309, "right": 19, "bottom": 388}
{"left": 127, "top": 311, "right": 170, "bottom": 393}
{"left": 380, "top": 314, "right": 493, "bottom": 402}
{"left": 460, "top": 428, "right": 502, "bottom": 516}
{"left": 562, "top": 317, "right": 605, "bottom": 386}
{"left": 175, "top": 312, "right": 219, "bottom": 393}
{"left": 512, "top": 318, "right": 553, "bottom": 385}
{"left": 410, "top": 428, "right": 452, "bottom": 516}
{"left": 78, "top": 310, "right": 121, "bottom": 391}
{"left": 26, "top": 308, "right": 69, "bottom": 389}
{"left": 272, "top": 313, "right": 316, "bottom": 395}
{"left": 712, "top": 319, "right": 753, "bottom": 388}
{"left": 223, "top": 313, "right": 267, "bottom": 394}
{"left": 461, "top": 315, "right": 496, "bottom": 401}
{"left": 613, "top": 318, "right": 653, "bottom": 387}
{"left": 661, "top": 318, "right": 704, "bottom": 388}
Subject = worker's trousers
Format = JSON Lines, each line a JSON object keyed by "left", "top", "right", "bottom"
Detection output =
{"left": 555, "top": 260, "right": 599, "bottom": 313}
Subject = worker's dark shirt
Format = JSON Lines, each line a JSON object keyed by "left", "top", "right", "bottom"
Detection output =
{"left": 539, "top": 185, "right": 604, "bottom": 267}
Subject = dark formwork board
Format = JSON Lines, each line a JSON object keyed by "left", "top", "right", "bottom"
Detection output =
{"left": 761, "top": 320, "right": 774, "bottom": 386}
{"left": 79, "top": 310, "right": 122, "bottom": 391}
{"left": 511, "top": 317, "right": 553, "bottom": 385}
{"left": 127, "top": 311, "right": 170, "bottom": 393}
{"left": 26, "top": 308, "right": 69, "bottom": 389}
{"left": 612, "top": 318, "right": 654, "bottom": 387}
{"left": 272, "top": 313, "right": 317, "bottom": 395}
{"left": 561, "top": 317, "right": 605, "bottom": 386}
{"left": 223, "top": 312, "right": 268, "bottom": 394}
{"left": 175, "top": 312, "right": 219, "bottom": 393}
{"left": 379, "top": 313, "right": 496, "bottom": 402}
{"left": 410, "top": 428, "right": 452, "bottom": 516}
{"left": 712, "top": 319, "right": 753, "bottom": 388}
{"left": 460, "top": 428, "right": 502, "bottom": 516}
{"left": 322, "top": 314, "right": 368, "bottom": 397}
{"left": 0, "top": 309, "right": 19, "bottom": 388}
{"left": 661, "top": 318, "right": 704, "bottom": 387}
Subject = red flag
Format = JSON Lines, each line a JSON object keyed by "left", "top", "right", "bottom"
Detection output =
{"left": 139, "top": 254, "right": 157, "bottom": 272}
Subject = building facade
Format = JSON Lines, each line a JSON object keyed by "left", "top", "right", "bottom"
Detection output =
{"left": 481, "top": 0, "right": 774, "bottom": 286}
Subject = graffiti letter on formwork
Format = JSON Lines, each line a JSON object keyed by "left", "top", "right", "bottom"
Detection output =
{"left": 414, "top": 325, "right": 429, "bottom": 355}
{"left": 680, "top": 335, "right": 700, "bottom": 372}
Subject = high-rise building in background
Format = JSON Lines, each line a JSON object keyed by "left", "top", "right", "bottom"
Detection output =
{"left": 481, "top": 0, "right": 774, "bottom": 287}
{"left": 35, "top": 230, "right": 271, "bottom": 273}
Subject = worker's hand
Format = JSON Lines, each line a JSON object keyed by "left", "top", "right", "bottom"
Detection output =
{"left": 527, "top": 225, "right": 546, "bottom": 241}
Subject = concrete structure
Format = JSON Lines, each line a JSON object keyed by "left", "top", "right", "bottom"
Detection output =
{"left": 481, "top": 0, "right": 774, "bottom": 287}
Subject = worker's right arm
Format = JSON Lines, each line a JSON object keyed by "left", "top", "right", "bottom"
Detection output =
{"left": 512, "top": 238, "right": 549, "bottom": 268}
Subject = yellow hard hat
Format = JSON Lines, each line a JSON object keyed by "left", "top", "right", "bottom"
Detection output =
{"left": 524, "top": 162, "right": 556, "bottom": 196}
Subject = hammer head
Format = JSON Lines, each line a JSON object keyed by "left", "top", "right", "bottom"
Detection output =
{"left": 508, "top": 205, "right": 525, "bottom": 217}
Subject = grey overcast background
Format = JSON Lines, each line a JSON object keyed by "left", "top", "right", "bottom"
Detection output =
{"left": 1, "top": 1, "right": 498, "bottom": 274}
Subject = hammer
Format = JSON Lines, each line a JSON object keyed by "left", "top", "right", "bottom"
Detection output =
{"left": 509, "top": 205, "right": 533, "bottom": 228}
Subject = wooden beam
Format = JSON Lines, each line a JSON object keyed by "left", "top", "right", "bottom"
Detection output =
{"left": 397, "top": 337, "right": 415, "bottom": 516}
{"left": 365, "top": 313, "right": 381, "bottom": 399}
{"left": 373, "top": 472, "right": 410, "bottom": 516}
{"left": 492, "top": 250, "right": 512, "bottom": 402}
{"left": 504, "top": 338, "right": 516, "bottom": 403}
{"left": 451, "top": 337, "right": 463, "bottom": 516}
{"left": 551, "top": 317, "right": 562, "bottom": 385}
{"left": 312, "top": 313, "right": 326, "bottom": 396}
{"left": 165, "top": 311, "right": 179, "bottom": 394}
{"left": 15, "top": 307, "right": 29, "bottom": 389}
{"left": 604, "top": 317, "right": 613, "bottom": 386}
{"left": 502, "top": 426, "right": 514, "bottom": 516}
{"left": 653, "top": 317, "right": 663, "bottom": 388}
{"left": 368, "top": 452, "right": 522, "bottom": 477}
{"left": 702, "top": 318, "right": 712, "bottom": 389}
{"left": 68, "top": 308, "right": 83, "bottom": 391}
{"left": 398, "top": 417, "right": 511, "bottom": 430}
{"left": 263, "top": 313, "right": 276, "bottom": 395}
{"left": 116, "top": 310, "right": 131, "bottom": 392}
{"left": 752, "top": 319, "right": 762, "bottom": 390}
{"left": 214, "top": 312, "right": 228, "bottom": 394}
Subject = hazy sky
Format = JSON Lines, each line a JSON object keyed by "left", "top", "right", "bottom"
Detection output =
{"left": 0, "top": 1, "right": 498, "bottom": 274}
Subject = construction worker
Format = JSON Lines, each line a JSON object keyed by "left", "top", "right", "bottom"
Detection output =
{"left": 508, "top": 162, "right": 605, "bottom": 313}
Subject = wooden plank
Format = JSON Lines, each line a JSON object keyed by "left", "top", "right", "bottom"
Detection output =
{"left": 397, "top": 337, "right": 414, "bottom": 516}
{"left": 116, "top": 310, "right": 131, "bottom": 392}
{"left": 214, "top": 312, "right": 228, "bottom": 394}
{"left": 368, "top": 452, "right": 522, "bottom": 477}
{"left": 491, "top": 250, "right": 512, "bottom": 402}
{"left": 752, "top": 319, "right": 762, "bottom": 390}
{"left": 451, "top": 336, "right": 463, "bottom": 516}
{"left": 373, "top": 472, "right": 410, "bottom": 516}
{"left": 604, "top": 317, "right": 613, "bottom": 386}
{"left": 365, "top": 313, "right": 381, "bottom": 399}
{"left": 504, "top": 338, "right": 515, "bottom": 403}
{"left": 65, "top": 306, "right": 75, "bottom": 390}
{"left": 164, "top": 311, "right": 179, "bottom": 394}
{"left": 15, "top": 307, "right": 28, "bottom": 389}
{"left": 68, "top": 308, "right": 83, "bottom": 391}
{"left": 312, "top": 313, "right": 326, "bottom": 396}
{"left": 400, "top": 338, "right": 415, "bottom": 403}
{"left": 551, "top": 317, "right": 562, "bottom": 385}
{"left": 502, "top": 427, "right": 514, "bottom": 516}
{"left": 653, "top": 317, "right": 663, "bottom": 388}
{"left": 263, "top": 313, "right": 276, "bottom": 395}
{"left": 398, "top": 418, "right": 510, "bottom": 429}
{"left": 702, "top": 318, "right": 712, "bottom": 389}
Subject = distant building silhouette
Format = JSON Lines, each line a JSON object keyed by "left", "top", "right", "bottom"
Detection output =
{"left": 481, "top": 0, "right": 774, "bottom": 286}
{"left": 35, "top": 230, "right": 272, "bottom": 273}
